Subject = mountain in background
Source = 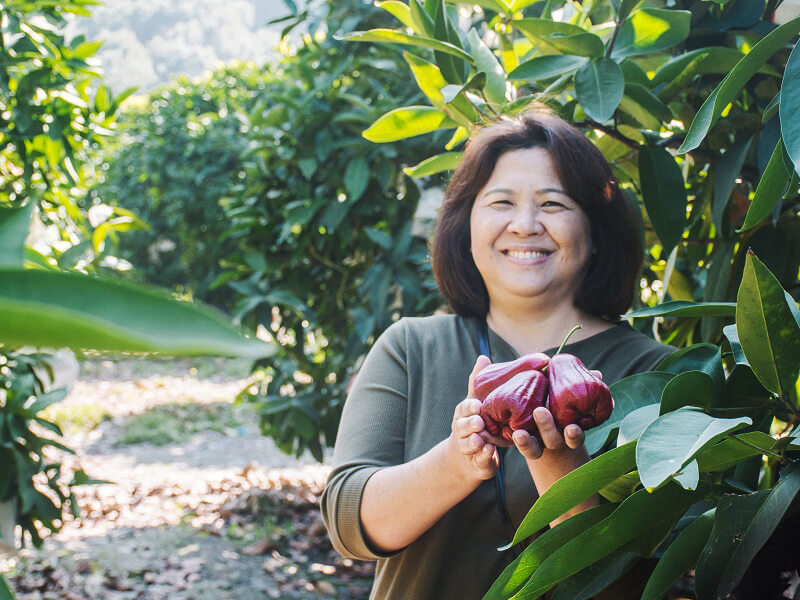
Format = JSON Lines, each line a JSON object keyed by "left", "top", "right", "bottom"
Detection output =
{"left": 66, "top": 0, "right": 291, "bottom": 93}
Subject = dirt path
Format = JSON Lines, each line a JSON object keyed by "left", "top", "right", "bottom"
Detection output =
{"left": 6, "top": 358, "right": 374, "bottom": 599}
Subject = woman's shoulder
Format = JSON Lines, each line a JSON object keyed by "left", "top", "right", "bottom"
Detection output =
{"left": 383, "top": 313, "right": 479, "bottom": 352}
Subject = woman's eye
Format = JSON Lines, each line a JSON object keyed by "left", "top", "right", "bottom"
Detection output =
{"left": 491, "top": 199, "right": 512, "bottom": 206}
{"left": 542, "top": 200, "right": 565, "bottom": 208}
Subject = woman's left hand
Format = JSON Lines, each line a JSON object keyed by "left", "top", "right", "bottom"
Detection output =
{"left": 511, "top": 406, "right": 597, "bottom": 525}
{"left": 512, "top": 406, "right": 586, "bottom": 460}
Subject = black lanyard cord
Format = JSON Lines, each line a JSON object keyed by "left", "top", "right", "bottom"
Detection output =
{"left": 478, "top": 320, "right": 521, "bottom": 557}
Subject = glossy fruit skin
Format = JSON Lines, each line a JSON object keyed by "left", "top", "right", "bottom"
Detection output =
{"left": 547, "top": 354, "right": 613, "bottom": 430}
{"left": 474, "top": 353, "right": 550, "bottom": 401}
{"left": 480, "top": 370, "right": 549, "bottom": 442}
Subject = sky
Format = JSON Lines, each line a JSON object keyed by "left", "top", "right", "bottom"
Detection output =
{"left": 66, "top": 0, "right": 291, "bottom": 93}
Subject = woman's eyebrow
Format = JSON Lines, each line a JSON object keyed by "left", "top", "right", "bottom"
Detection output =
{"left": 480, "top": 187, "right": 570, "bottom": 200}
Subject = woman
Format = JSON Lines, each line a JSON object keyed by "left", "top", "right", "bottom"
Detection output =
{"left": 321, "top": 109, "right": 673, "bottom": 599}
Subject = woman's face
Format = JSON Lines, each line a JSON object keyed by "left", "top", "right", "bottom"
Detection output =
{"left": 469, "top": 146, "right": 592, "bottom": 311}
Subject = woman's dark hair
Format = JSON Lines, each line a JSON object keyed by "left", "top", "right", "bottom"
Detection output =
{"left": 431, "top": 108, "right": 642, "bottom": 320}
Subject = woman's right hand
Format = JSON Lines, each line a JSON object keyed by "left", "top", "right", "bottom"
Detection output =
{"left": 448, "top": 355, "right": 512, "bottom": 482}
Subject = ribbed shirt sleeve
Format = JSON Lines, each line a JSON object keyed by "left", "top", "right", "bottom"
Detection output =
{"left": 320, "top": 319, "right": 409, "bottom": 561}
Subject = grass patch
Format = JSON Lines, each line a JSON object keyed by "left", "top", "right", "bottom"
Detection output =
{"left": 118, "top": 401, "right": 249, "bottom": 446}
{"left": 41, "top": 402, "right": 112, "bottom": 434}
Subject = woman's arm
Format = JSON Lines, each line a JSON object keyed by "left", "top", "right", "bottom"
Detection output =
{"left": 361, "top": 355, "right": 510, "bottom": 552}
{"left": 512, "top": 407, "right": 599, "bottom": 527}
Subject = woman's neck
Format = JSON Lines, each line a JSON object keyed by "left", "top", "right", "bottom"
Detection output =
{"left": 486, "top": 302, "right": 613, "bottom": 355}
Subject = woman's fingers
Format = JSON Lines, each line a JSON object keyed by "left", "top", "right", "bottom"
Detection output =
{"left": 468, "top": 355, "right": 492, "bottom": 399}
{"left": 564, "top": 424, "right": 585, "bottom": 449}
{"left": 533, "top": 407, "right": 565, "bottom": 450}
{"left": 455, "top": 414, "right": 485, "bottom": 439}
{"left": 512, "top": 429, "right": 543, "bottom": 460}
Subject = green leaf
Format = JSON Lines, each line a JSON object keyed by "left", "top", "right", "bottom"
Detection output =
{"left": 513, "top": 484, "right": 701, "bottom": 600}
{"left": 637, "top": 408, "right": 751, "bottom": 491}
{"left": 694, "top": 491, "right": 769, "bottom": 600}
{"left": 722, "top": 324, "right": 748, "bottom": 366}
{"left": 763, "top": 90, "right": 780, "bottom": 124}
{"left": 337, "top": 29, "right": 474, "bottom": 62}
{"left": 0, "top": 574, "right": 13, "bottom": 600}
{"left": 0, "top": 201, "right": 34, "bottom": 267}
{"left": 511, "top": 19, "right": 585, "bottom": 41}
{"left": 598, "top": 470, "right": 640, "bottom": 502}
{"left": 375, "top": 1, "right": 417, "bottom": 31}
{"left": 466, "top": 28, "right": 507, "bottom": 105}
{"left": 585, "top": 372, "right": 675, "bottom": 454}
{"left": 508, "top": 55, "right": 588, "bottom": 81}
{"left": 549, "top": 552, "right": 639, "bottom": 600}
{"left": 483, "top": 504, "right": 615, "bottom": 600}
{"left": 404, "top": 152, "right": 462, "bottom": 177}
{"left": 696, "top": 431, "right": 785, "bottom": 472}
{"left": 409, "top": 0, "right": 435, "bottom": 36}
{"left": 679, "top": 17, "right": 800, "bottom": 154}
{"left": 544, "top": 32, "right": 605, "bottom": 58}
{"left": 507, "top": 442, "right": 637, "bottom": 546}
{"left": 638, "top": 146, "right": 687, "bottom": 253}
{"left": 736, "top": 251, "right": 800, "bottom": 395}
{"left": 0, "top": 268, "right": 273, "bottom": 358}
{"left": 626, "top": 301, "right": 736, "bottom": 318}
{"left": 780, "top": 40, "right": 800, "bottom": 175}
{"left": 611, "top": 8, "right": 691, "bottom": 59}
{"left": 673, "top": 459, "right": 700, "bottom": 490}
{"left": 575, "top": 58, "right": 624, "bottom": 123}
{"left": 712, "top": 136, "right": 752, "bottom": 231}
{"left": 655, "top": 344, "right": 723, "bottom": 384}
{"left": 739, "top": 138, "right": 791, "bottom": 232}
{"left": 617, "top": 82, "right": 671, "bottom": 130}
{"left": 344, "top": 156, "right": 369, "bottom": 201}
{"left": 617, "top": 404, "right": 660, "bottom": 446}
{"left": 641, "top": 509, "right": 715, "bottom": 600}
{"left": 363, "top": 106, "right": 458, "bottom": 142}
{"left": 659, "top": 370, "right": 714, "bottom": 414}
{"left": 618, "top": 0, "right": 644, "bottom": 22}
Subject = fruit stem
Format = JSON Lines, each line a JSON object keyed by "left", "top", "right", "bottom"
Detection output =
{"left": 554, "top": 324, "right": 582, "bottom": 356}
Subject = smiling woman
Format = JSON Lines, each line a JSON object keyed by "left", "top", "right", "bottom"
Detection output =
{"left": 321, "top": 109, "right": 673, "bottom": 600}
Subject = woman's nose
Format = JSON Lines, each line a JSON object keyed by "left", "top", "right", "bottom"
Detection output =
{"left": 507, "top": 205, "right": 545, "bottom": 235}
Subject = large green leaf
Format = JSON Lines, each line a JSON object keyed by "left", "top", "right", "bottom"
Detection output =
{"left": 508, "top": 55, "right": 588, "bottom": 81}
{"left": 0, "top": 201, "right": 34, "bottom": 267}
{"left": 575, "top": 58, "right": 624, "bottom": 123}
{"left": 659, "top": 370, "right": 714, "bottom": 414}
{"left": 655, "top": 344, "right": 724, "bottom": 397}
{"left": 544, "top": 32, "right": 604, "bottom": 58}
{"left": 466, "top": 28, "right": 507, "bottom": 105}
{"left": 679, "top": 17, "right": 800, "bottom": 153}
{"left": 511, "top": 19, "right": 585, "bottom": 40}
{"left": 738, "top": 138, "right": 791, "bottom": 232}
{"left": 780, "top": 40, "right": 800, "bottom": 174}
{"left": 483, "top": 504, "right": 615, "bottom": 600}
{"left": 626, "top": 301, "right": 736, "bottom": 318}
{"left": 362, "top": 106, "right": 458, "bottom": 142}
{"left": 611, "top": 8, "right": 691, "bottom": 59}
{"left": 638, "top": 146, "right": 687, "bottom": 253}
{"left": 507, "top": 442, "right": 637, "bottom": 546}
{"left": 585, "top": 372, "right": 675, "bottom": 454}
{"left": 736, "top": 251, "right": 800, "bottom": 395}
{"left": 696, "top": 431, "right": 789, "bottom": 472}
{"left": 375, "top": 1, "right": 416, "bottom": 31}
{"left": 641, "top": 509, "right": 715, "bottom": 600}
{"left": 0, "top": 268, "right": 273, "bottom": 358}
{"left": 618, "top": 82, "right": 671, "bottom": 130}
{"left": 403, "top": 52, "right": 478, "bottom": 126}
{"left": 616, "top": 404, "right": 659, "bottom": 446}
{"left": 694, "top": 491, "right": 769, "bottom": 600}
{"left": 0, "top": 574, "right": 13, "bottom": 600}
{"left": 512, "top": 484, "right": 700, "bottom": 600}
{"left": 403, "top": 151, "right": 462, "bottom": 176}
{"left": 637, "top": 409, "right": 752, "bottom": 491}
{"left": 337, "top": 29, "right": 474, "bottom": 61}
{"left": 548, "top": 552, "right": 639, "bottom": 600}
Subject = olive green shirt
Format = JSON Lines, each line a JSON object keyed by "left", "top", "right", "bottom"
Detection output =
{"left": 321, "top": 314, "right": 674, "bottom": 600}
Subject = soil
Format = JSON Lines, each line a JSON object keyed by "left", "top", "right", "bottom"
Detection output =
{"left": 3, "top": 358, "right": 374, "bottom": 599}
